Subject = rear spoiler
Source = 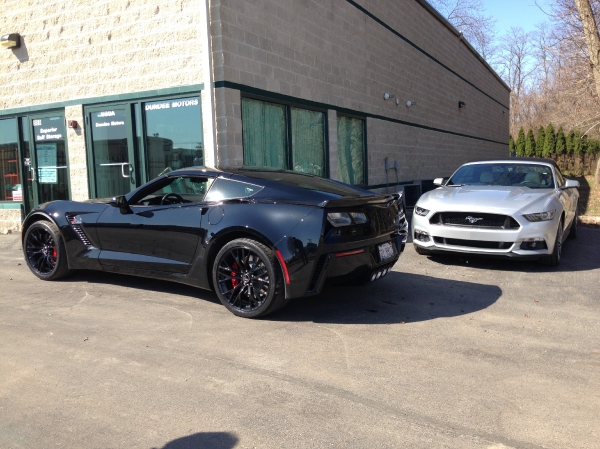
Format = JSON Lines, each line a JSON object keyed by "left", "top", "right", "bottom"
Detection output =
{"left": 319, "top": 192, "right": 402, "bottom": 209}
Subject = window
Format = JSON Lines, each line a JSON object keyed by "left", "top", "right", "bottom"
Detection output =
{"left": 337, "top": 116, "right": 365, "bottom": 185}
{"left": 204, "top": 178, "right": 264, "bottom": 202}
{"left": 144, "top": 97, "right": 203, "bottom": 180}
{"left": 0, "top": 119, "right": 21, "bottom": 202}
{"left": 132, "top": 176, "right": 213, "bottom": 206}
{"left": 241, "top": 97, "right": 326, "bottom": 177}
{"left": 85, "top": 94, "right": 203, "bottom": 199}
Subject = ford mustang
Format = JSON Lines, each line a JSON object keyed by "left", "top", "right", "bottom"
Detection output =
{"left": 22, "top": 167, "right": 408, "bottom": 317}
{"left": 412, "top": 158, "right": 579, "bottom": 266}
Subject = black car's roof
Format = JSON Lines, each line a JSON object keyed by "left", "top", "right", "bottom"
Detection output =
{"left": 164, "top": 165, "right": 375, "bottom": 200}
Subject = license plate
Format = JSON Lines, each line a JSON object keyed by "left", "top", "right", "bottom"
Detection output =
{"left": 378, "top": 242, "right": 394, "bottom": 261}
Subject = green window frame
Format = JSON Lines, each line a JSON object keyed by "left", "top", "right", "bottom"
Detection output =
{"left": 337, "top": 115, "right": 366, "bottom": 186}
{"left": 241, "top": 97, "right": 328, "bottom": 177}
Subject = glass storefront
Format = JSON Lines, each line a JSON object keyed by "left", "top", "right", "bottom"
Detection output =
{"left": 32, "top": 115, "right": 70, "bottom": 204}
{"left": 88, "top": 106, "right": 135, "bottom": 198}
{"left": 85, "top": 95, "right": 203, "bottom": 199}
{"left": 144, "top": 97, "right": 203, "bottom": 180}
{"left": 0, "top": 119, "right": 21, "bottom": 203}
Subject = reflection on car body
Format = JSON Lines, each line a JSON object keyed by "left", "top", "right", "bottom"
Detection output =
{"left": 22, "top": 166, "right": 409, "bottom": 318}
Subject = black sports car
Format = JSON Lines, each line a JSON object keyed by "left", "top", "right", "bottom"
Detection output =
{"left": 22, "top": 167, "right": 408, "bottom": 317}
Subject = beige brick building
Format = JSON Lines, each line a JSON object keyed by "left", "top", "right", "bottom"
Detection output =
{"left": 0, "top": 0, "right": 509, "bottom": 232}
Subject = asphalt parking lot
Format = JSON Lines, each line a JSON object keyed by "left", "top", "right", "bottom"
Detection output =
{"left": 1, "top": 228, "right": 599, "bottom": 449}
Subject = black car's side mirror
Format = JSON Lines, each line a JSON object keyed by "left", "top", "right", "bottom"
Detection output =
{"left": 110, "top": 195, "right": 132, "bottom": 214}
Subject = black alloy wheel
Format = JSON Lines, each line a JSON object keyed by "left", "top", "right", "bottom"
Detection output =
{"left": 24, "top": 221, "right": 70, "bottom": 280}
{"left": 540, "top": 218, "right": 563, "bottom": 267}
{"left": 212, "top": 238, "right": 286, "bottom": 318}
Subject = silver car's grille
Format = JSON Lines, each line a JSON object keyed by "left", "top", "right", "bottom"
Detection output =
{"left": 430, "top": 212, "right": 520, "bottom": 229}
{"left": 433, "top": 237, "right": 513, "bottom": 250}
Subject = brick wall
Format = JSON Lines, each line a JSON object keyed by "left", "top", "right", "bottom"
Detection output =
{"left": 0, "top": 0, "right": 206, "bottom": 110}
{"left": 210, "top": 0, "right": 510, "bottom": 183}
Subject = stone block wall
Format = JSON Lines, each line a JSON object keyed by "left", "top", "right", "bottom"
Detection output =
{"left": 0, "top": 0, "right": 206, "bottom": 110}
{"left": 210, "top": 0, "right": 510, "bottom": 184}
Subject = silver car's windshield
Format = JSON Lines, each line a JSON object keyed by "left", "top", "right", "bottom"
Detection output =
{"left": 447, "top": 163, "right": 555, "bottom": 189}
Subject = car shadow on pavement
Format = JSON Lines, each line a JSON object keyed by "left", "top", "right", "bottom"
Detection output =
{"left": 269, "top": 271, "right": 502, "bottom": 325}
{"left": 153, "top": 432, "right": 238, "bottom": 449}
{"left": 416, "top": 226, "right": 600, "bottom": 273}
{"left": 62, "top": 269, "right": 501, "bottom": 325}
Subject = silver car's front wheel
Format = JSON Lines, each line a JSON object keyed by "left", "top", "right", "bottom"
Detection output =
{"left": 540, "top": 218, "right": 563, "bottom": 267}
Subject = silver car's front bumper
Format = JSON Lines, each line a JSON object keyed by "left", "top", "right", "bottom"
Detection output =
{"left": 411, "top": 211, "right": 560, "bottom": 257}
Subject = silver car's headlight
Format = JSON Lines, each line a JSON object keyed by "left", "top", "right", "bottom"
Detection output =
{"left": 523, "top": 210, "right": 556, "bottom": 222}
{"left": 414, "top": 206, "right": 430, "bottom": 216}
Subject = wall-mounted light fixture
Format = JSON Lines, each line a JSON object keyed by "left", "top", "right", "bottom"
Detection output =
{"left": 1, "top": 33, "right": 21, "bottom": 49}
{"left": 406, "top": 101, "right": 417, "bottom": 107}
{"left": 383, "top": 93, "right": 395, "bottom": 100}
{"left": 458, "top": 101, "right": 466, "bottom": 109}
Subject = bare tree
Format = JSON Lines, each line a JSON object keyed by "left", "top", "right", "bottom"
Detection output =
{"left": 571, "top": 0, "right": 600, "bottom": 181}
{"left": 427, "top": 0, "right": 498, "bottom": 61}
{"left": 495, "top": 28, "right": 536, "bottom": 136}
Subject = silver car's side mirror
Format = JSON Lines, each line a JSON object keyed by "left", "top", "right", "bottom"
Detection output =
{"left": 563, "top": 179, "right": 580, "bottom": 189}
{"left": 433, "top": 178, "right": 445, "bottom": 186}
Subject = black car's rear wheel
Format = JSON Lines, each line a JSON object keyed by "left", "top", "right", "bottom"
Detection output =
{"left": 24, "top": 221, "right": 70, "bottom": 280}
{"left": 212, "top": 239, "right": 286, "bottom": 318}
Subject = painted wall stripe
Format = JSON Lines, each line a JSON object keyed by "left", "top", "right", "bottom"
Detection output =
{"left": 344, "top": 0, "right": 510, "bottom": 110}
{"left": 0, "top": 84, "right": 204, "bottom": 118}
{"left": 215, "top": 81, "right": 507, "bottom": 146}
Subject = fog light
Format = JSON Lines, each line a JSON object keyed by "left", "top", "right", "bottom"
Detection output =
{"left": 520, "top": 238, "right": 547, "bottom": 251}
{"left": 414, "top": 230, "right": 430, "bottom": 242}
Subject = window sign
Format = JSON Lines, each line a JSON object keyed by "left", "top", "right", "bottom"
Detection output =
{"left": 144, "top": 96, "right": 203, "bottom": 180}
{"left": 32, "top": 115, "right": 69, "bottom": 203}
{"left": 36, "top": 143, "right": 58, "bottom": 184}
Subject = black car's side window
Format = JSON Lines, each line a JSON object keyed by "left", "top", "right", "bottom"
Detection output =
{"left": 204, "top": 178, "right": 264, "bottom": 202}
{"left": 133, "top": 176, "right": 214, "bottom": 206}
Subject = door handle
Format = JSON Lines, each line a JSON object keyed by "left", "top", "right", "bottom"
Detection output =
{"left": 100, "top": 162, "right": 131, "bottom": 178}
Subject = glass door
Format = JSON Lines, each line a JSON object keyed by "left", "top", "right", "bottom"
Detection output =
{"left": 29, "top": 113, "right": 70, "bottom": 206}
{"left": 85, "top": 104, "right": 137, "bottom": 198}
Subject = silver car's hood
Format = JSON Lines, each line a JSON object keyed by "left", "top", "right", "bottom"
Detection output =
{"left": 418, "top": 186, "right": 556, "bottom": 214}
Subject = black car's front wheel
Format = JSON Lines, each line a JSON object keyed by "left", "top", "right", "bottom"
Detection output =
{"left": 212, "top": 239, "right": 286, "bottom": 318}
{"left": 23, "top": 221, "right": 71, "bottom": 280}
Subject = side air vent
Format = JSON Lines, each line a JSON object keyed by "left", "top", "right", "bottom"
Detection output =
{"left": 307, "top": 254, "right": 329, "bottom": 293}
{"left": 66, "top": 214, "right": 92, "bottom": 246}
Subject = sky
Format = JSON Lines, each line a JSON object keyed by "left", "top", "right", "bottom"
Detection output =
{"left": 482, "top": 0, "right": 551, "bottom": 36}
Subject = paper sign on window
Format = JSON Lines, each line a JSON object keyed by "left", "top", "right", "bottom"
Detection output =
{"left": 37, "top": 143, "right": 58, "bottom": 184}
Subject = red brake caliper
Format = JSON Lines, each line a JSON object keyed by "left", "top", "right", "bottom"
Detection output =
{"left": 231, "top": 262, "right": 239, "bottom": 288}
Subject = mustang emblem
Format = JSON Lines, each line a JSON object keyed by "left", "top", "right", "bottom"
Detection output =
{"left": 465, "top": 216, "right": 484, "bottom": 224}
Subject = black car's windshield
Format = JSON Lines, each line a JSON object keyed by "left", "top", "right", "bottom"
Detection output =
{"left": 447, "top": 163, "right": 555, "bottom": 189}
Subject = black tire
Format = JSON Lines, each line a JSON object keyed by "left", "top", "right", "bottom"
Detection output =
{"left": 540, "top": 218, "right": 563, "bottom": 267}
{"left": 212, "top": 238, "right": 286, "bottom": 318}
{"left": 414, "top": 245, "right": 430, "bottom": 256}
{"left": 23, "top": 221, "right": 71, "bottom": 280}
{"left": 568, "top": 206, "right": 578, "bottom": 240}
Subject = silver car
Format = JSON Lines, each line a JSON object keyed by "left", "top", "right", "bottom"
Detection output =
{"left": 412, "top": 158, "right": 579, "bottom": 266}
